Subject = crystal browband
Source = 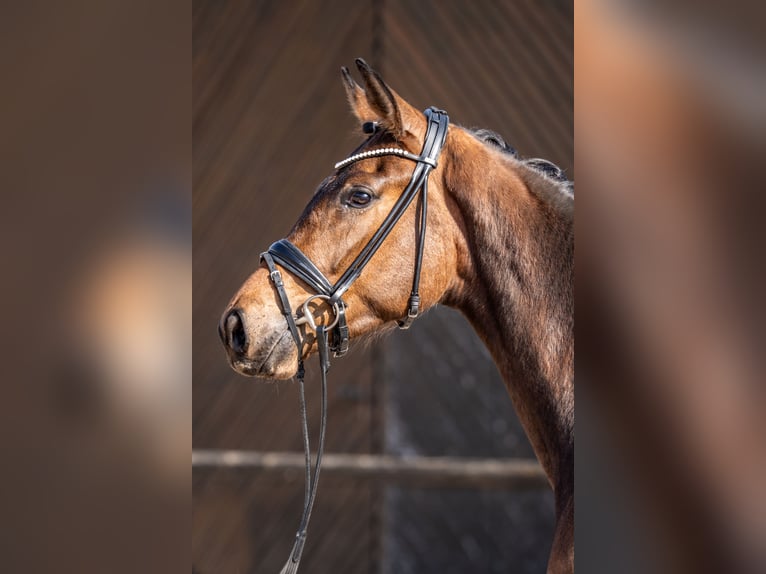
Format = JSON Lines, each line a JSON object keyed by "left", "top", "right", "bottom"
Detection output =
{"left": 334, "top": 147, "right": 437, "bottom": 171}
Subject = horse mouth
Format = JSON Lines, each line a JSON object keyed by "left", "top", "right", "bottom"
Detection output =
{"left": 228, "top": 330, "right": 297, "bottom": 379}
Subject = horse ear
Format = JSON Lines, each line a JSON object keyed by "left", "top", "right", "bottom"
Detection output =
{"left": 341, "top": 66, "right": 368, "bottom": 118}
{"left": 341, "top": 59, "right": 425, "bottom": 142}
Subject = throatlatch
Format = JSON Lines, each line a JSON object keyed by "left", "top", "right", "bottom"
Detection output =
{"left": 261, "top": 107, "right": 449, "bottom": 574}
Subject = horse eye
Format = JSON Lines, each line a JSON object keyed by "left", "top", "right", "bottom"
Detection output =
{"left": 347, "top": 189, "right": 372, "bottom": 208}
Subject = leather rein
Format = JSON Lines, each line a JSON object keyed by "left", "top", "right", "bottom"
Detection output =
{"left": 261, "top": 107, "right": 449, "bottom": 574}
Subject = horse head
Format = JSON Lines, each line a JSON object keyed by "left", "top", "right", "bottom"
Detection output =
{"left": 219, "top": 59, "right": 461, "bottom": 378}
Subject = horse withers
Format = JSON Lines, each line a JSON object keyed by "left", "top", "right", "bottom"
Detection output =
{"left": 219, "top": 59, "right": 574, "bottom": 573}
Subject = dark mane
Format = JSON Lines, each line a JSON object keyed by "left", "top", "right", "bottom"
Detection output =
{"left": 470, "top": 127, "right": 574, "bottom": 198}
{"left": 471, "top": 128, "right": 519, "bottom": 157}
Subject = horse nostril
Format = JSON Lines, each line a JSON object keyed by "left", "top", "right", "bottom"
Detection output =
{"left": 224, "top": 309, "right": 247, "bottom": 355}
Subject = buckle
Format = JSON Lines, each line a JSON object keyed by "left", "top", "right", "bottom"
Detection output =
{"left": 407, "top": 294, "right": 420, "bottom": 318}
{"left": 397, "top": 295, "right": 420, "bottom": 330}
{"left": 269, "top": 269, "right": 283, "bottom": 284}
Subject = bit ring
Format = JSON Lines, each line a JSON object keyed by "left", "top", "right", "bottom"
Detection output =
{"left": 293, "top": 294, "right": 340, "bottom": 331}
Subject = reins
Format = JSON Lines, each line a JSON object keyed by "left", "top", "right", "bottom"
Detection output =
{"left": 260, "top": 107, "right": 449, "bottom": 574}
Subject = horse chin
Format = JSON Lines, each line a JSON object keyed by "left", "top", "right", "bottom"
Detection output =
{"left": 227, "top": 331, "right": 299, "bottom": 380}
{"left": 256, "top": 345, "right": 299, "bottom": 380}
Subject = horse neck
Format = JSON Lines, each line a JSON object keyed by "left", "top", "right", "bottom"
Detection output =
{"left": 441, "top": 133, "right": 574, "bottom": 488}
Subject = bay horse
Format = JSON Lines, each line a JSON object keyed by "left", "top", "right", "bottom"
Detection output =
{"left": 219, "top": 59, "right": 573, "bottom": 573}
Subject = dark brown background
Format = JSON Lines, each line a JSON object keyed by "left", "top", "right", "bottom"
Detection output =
{"left": 193, "top": 1, "right": 572, "bottom": 572}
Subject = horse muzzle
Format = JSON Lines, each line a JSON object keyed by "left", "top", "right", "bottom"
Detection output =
{"left": 218, "top": 307, "right": 298, "bottom": 379}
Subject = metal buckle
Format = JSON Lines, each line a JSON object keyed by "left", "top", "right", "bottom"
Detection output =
{"left": 397, "top": 296, "right": 419, "bottom": 329}
{"left": 407, "top": 294, "right": 420, "bottom": 318}
{"left": 294, "top": 294, "right": 341, "bottom": 332}
{"left": 269, "top": 269, "right": 283, "bottom": 284}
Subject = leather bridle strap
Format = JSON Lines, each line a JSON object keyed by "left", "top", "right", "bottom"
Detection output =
{"left": 267, "top": 241, "right": 333, "bottom": 295}
{"left": 267, "top": 241, "right": 350, "bottom": 356}
{"left": 329, "top": 107, "right": 449, "bottom": 315}
{"left": 265, "top": 106, "right": 449, "bottom": 331}
{"left": 274, "top": 326, "right": 329, "bottom": 574}
{"left": 261, "top": 107, "right": 449, "bottom": 574}
{"left": 262, "top": 251, "right": 329, "bottom": 574}
{"left": 261, "top": 252, "right": 305, "bottom": 356}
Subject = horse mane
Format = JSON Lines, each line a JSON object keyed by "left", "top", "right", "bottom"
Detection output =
{"left": 469, "top": 127, "right": 574, "bottom": 205}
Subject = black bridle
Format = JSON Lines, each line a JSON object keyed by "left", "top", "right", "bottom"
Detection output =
{"left": 261, "top": 107, "right": 449, "bottom": 574}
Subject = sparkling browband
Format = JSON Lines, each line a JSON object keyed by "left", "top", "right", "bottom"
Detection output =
{"left": 334, "top": 147, "right": 438, "bottom": 170}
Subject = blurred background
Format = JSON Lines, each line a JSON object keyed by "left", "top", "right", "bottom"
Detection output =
{"left": 193, "top": 1, "right": 571, "bottom": 573}
{"left": 0, "top": 1, "right": 189, "bottom": 573}
{"left": 576, "top": 0, "right": 766, "bottom": 572}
